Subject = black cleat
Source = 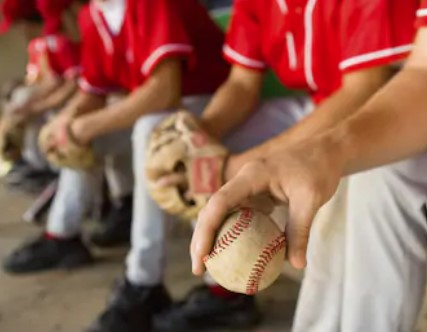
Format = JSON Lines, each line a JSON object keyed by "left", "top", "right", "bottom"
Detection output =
{"left": 86, "top": 279, "right": 172, "bottom": 332}
{"left": 153, "top": 285, "right": 262, "bottom": 332}
{"left": 3, "top": 235, "right": 92, "bottom": 274}
{"left": 89, "top": 195, "right": 132, "bottom": 248}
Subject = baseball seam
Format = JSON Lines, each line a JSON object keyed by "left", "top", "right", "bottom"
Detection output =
{"left": 203, "top": 208, "right": 253, "bottom": 262}
{"left": 245, "top": 234, "right": 286, "bottom": 295}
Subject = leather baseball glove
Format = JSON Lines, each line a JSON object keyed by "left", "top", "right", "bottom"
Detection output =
{"left": 38, "top": 117, "right": 96, "bottom": 169}
{"left": 0, "top": 84, "right": 38, "bottom": 162}
{"left": 146, "top": 110, "right": 228, "bottom": 221}
{"left": 0, "top": 113, "right": 26, "bottom": 162}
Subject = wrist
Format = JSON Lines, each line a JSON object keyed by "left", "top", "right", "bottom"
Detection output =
{"left": 318, "top": 127, "right": 353, "bottom": 176}
{"left": 70, "top": 117, "right": 92, "bottom": 145}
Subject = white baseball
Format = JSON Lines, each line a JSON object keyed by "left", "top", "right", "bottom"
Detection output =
{"left": 204, "top": 208, "right": 286, "bottom": 295}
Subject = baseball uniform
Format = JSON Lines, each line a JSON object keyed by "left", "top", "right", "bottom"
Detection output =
{"left": 303, "top": 3, "right": 427, "bottom": 332}
{"left": 45, "top": 0, "right": 231, "bottom": 285}
{"left": 220, "top": 1, "right": 417, "bottom": 332}
{"left": 26, "top": 34, "right": 81, "bottom": 83}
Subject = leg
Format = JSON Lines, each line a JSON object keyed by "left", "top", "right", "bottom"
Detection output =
{"left": 90, "top": 139, "right": 134, "bottom": 248}
{"left": 47, "top": 167, "right": 102, "bottom": 237}
{"left": 126, "top": 112, "right": 175, "bottom": 285}
{"left": 342, "top": 155, "right": 427, "bottom": 332}
{"left": 3, "top": 128, "right": 132, "bottom": 274}
{"left": 87, "top": 112, "right": 174, "bottom": 332}
{"left": 155, "top": 97, "right": 313, "bottom": 332}
{"left": 292, "top": 180, "right": 348, "bottom": 332}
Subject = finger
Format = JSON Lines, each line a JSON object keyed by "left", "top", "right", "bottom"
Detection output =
{"left": 286, "top": 190, "right": 321, "bottom": 269}
{"left": 156, "top": 173, "right": 187, "bottom": 188}
{"left": 191, "top": 161, "right": 269, "bottom": 275}
{"left": 240, "top": 193, "right": 276, "bottom": 215}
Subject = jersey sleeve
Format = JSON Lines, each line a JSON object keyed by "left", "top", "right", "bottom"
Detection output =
{"left": 338, "top": 0, "right": 417, "bottom": 73}
{"left": 416, "top": 1, "right": 427, "bottom": 28}
{"left": 223, "top": 0, "right": 266, "bottom": 70}
{"left": 78, "top": 6, "right": 117, "bottom": 95}
{"left": 45, "top": 36, "right": 81, "bottom": 79}
{"left": 133, "top": 0, "right": 195, "bottom": 77}
{"left": 26, "top": 38, "right": 45, "bottom": 83}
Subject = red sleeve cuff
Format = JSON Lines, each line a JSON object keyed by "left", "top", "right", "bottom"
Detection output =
{"left": 141, "top": 44, "right": 194, "bottom": 76}
{"left": 222, "top": 45, "right": 266, "bottom": 71}
{"left": 339, "top": 45, "right": 413, "bottom": 73}
{"left": 416, "top": 8, "right": 427, "bottom": 28}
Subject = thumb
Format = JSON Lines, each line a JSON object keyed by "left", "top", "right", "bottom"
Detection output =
{"left": 286, "top": 191, "right": 320, "bottom": 269}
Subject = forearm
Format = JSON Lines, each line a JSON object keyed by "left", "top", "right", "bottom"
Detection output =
{"left": 201, "top": 80, "right": 261, "bottom": 139}
{"left": 31, "top": 79, "right": 78, "bottom": 114}
{"left": 59, "top": 90, "right": 106, "bottom": 118}
{"left": 74, "top": 75, "right": 180, "bottom": 140}
{"left": 329, "top": 68, "right": 427, "bottom": 175}
{"left": 229, "top": 67, "right": 393, "bottom": 175}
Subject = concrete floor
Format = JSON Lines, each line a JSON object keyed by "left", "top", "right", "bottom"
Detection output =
{"left": 0, "top": 185, "right": 300, "bottom": 332}
{"left": 2, "top": 184, "right": 427, "bottom": 332}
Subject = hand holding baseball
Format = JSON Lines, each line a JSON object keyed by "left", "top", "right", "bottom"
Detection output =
{"left": 191, "top": 138, "right": 343, "bottom": 274}
{"left": 204, "top": 208, "right": 286, "bottom": 294}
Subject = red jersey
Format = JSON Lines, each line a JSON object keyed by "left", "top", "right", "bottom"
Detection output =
{"left": 225, "top": 0, "right": 417, "bottom": 103}
{"left": 416, "top": 0, "right": 427, "bottom": 27}
{"left": 36, "top": 0, "right": 75, "bottom": 35}
{"left": 78, "top": 0, "right": 229, "bottom": 96}
{"left": 27, "top": 34, "right": 81, "bottom": 82}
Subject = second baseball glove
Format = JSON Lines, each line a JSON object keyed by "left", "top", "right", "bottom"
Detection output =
{"left": 146, "top": 110, "right": 228, "bottom": 221}
{"left": 38, "top": 118, "right": 96, "bottom": 169}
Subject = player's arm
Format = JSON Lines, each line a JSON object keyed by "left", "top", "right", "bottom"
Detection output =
{"left": 29, "top": 78, "right": 78, "bottom": 114}
{"left": 70, "top": 59, "right": 181, "bottom": 144}
{"left": 192, "top": 30, "right": 427, "bottom": 275}
{"left": 57, "top": 89, "right": 106, "bottom": 119}
{"left": 323, "top": 28, "right": 427, "bottom": 174}
{"left": 223, "top": 64, "right": 394, "bottom": 179}
{"left": 200, "top": 65, "right": 264, "bottom": 139}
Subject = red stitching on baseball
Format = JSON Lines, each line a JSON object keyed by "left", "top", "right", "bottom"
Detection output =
{"left": 245, "top": 234, "right": 286, "bottom": 295}
{"left": 204, "top": 208, "right": 254, "bottom": 262}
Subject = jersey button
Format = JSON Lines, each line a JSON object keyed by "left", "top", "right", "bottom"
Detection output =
{"left": 295, "top": 6, "right": 303, "bottom": 14}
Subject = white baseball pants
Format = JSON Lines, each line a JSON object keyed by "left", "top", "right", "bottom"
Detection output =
{"left": 46, "top": 95, "right": 312, "bottom": 286}
{"left": 293, "top": 154, "right": 427, "bottom": 332}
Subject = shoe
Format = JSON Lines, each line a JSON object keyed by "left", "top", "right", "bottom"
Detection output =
{"left": 89, "top": 195, "right": 132, "bottom": 248}
{"left": 3, "top": 235, "right": 93, "bottom": 274}
{"left": 86, "top": 279, "right": 172, "bottom": 332}
{"left": 6, "top": 163, "right": 57, "bottom": 194}
{"left": 153, "top": 285, "right": 262, "bottom": 332}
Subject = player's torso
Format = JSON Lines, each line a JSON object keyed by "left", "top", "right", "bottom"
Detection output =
{"left": 82, "top": 0, "right": 228, "bottom": 94}
{"left": 256, "top": 0, "right": 342, "bottom": 101}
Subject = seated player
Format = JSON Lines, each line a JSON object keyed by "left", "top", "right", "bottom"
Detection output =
{"left": 152, "top": 0, "right": 418, "bottom": 331}
{"left": 192, "top": 2, "right": 427, "bottom": 332}
{"left": 3, "top": 1, "right": 235, "bottom": 331}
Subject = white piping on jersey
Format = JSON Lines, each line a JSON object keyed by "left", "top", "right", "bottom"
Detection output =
{"left": 286, "top": 32, "right": 297, "bottom": 70}
{"left": 276, "top": 0, "right": 288, "bottom": 14}
{"left": 223, "top": 45, "right": 266, "bottom": 69}
{"left": 304, "top": 0, "right": 318, "bottom": 91}
{"left": 417, "top": 8, "right": 427, "bottom": 17}
{"left": 141, "top": 44, "right": 194, "bottom": 75}
{"left": 90, "top": 3, "right": 114, "bottom": 55}
{"left": 339, "top": 44, "right": 413, "bottom": 70}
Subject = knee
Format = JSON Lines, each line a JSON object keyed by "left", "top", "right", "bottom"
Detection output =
{"left": 132, "top": 112, "right": 170, "bottom": 144}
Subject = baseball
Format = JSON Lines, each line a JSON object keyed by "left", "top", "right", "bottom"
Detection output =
{"left": 204, "top": 208, "right": 286, "bottom": 295}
